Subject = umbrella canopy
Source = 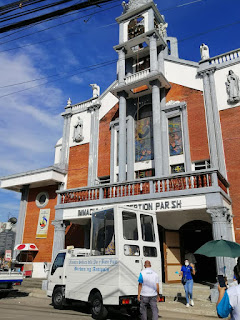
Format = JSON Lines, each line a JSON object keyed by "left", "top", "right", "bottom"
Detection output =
{"left": 14, "top": 243, "right": 38, "bottom": 251}
{"left": 195, "top": 239, "right": 240, "bottom": 258}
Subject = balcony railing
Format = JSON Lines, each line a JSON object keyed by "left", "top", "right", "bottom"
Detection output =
{"left": 124, "top": 68, "right": 150, "bottom": 85}
{"left": 210, "top": 48, "right": 240, "bottom": 65}
{"left": 58, "top": 169, "right": 229, "bottom": 205}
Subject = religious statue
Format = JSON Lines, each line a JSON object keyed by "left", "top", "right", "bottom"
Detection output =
{"left": 90, "top": 84, "right": 100, "bottom": 98}
{"left": 73, "top": 117, "right": 84, "bottom": 143}
{"left": 122, "top": 1, "right": 129, "bottom": 13}
{"left": 159, "top": 22, "right": 168, "bottom": 38}
{"left": 200, "top": 43, "right": 210, "bottom": 61}
{"left": 122, "top": 0, "right": 152, "bottom": 12}
{"left": 226, "top": 70, "right": 240, "bottom": 103}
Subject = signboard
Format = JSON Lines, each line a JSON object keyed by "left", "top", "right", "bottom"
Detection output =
{"left": 5, "top": 250, "right": 12, "bottom": 261}
{"left": 36, "top": 209, "right": 50, "bottom": 239}
{"left": 63, "top": 195, "right": 207, "bottom": 220}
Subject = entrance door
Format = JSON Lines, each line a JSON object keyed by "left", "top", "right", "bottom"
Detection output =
{"left": 164, "top": 231, "right": 181, "bottom": 283}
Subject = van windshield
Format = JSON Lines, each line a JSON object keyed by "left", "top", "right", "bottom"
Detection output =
{"left": 91, "top": 209, "right": 115, "bottom": 256}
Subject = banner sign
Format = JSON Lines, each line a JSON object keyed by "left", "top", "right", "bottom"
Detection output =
{"left": 36, "top": 209, "right": 50, "bottom": 239}
{"left": 63, "top": 195, "right": 206, "bottom": 220}
{"left": 5, "top": 250, "right": 12, "bottom": 261}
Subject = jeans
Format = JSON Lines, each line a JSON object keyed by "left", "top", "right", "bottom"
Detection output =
{"left": 184, "top": 279, "right": 193, "bottom": 304}
{"left": 140, "top": 295, "right": 158, "bottom": 320}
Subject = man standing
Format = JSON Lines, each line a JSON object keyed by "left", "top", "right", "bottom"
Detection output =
{"left": 138, "top": 260, "right": 160, "bottom": 320}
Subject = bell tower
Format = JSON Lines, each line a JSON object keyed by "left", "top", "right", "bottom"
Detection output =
{"left": 111, "top": 0, "right": 170, "bottom": 182}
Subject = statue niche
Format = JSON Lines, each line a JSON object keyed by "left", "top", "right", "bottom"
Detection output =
{"left": 226, "top": 70, "right": 240, "bottom": 104}
{"left": 128, "top": 16, "right": 145, "bottom": 40}
{"left": 73, "top": 117, "right": 84, "bottom": 143}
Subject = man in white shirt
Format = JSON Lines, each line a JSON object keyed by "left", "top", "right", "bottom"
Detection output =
{"left": 137, "top": 260, "right": 160, "bottom": 320}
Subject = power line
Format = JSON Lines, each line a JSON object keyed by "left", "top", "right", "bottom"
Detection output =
{"left": 0, "top": 2, "right": 120, "bottom": 46}
{"left": 0, "top": 60, "right": 117, "bottom": 99}
{"left": 0, "top": 0, "right": 118, "bottom": 33}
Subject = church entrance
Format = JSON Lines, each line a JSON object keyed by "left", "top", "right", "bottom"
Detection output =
{"left": 179, "top": 220, "right": 216, "bottom": 283}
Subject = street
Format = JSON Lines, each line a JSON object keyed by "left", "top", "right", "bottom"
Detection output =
{"left": 0, "top": 295, "right": 218, "bottom": 320}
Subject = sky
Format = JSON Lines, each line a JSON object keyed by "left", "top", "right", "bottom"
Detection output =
{"left": 0, "top": 0, "right": 239, "bottom": 221}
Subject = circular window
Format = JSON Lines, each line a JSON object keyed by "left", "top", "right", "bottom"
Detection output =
{"left": 36, "top": 192, "right": 49, "bottom": 208}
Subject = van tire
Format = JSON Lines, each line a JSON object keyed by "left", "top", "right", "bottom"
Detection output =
{"left": 90, "top": 292, "right": 108, "bottom": 320}
{"left": 52, "top": 287, "right": 65, "bottom": 310}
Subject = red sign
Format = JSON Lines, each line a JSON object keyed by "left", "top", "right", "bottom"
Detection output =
{"left": 5, "top": 250, "right": 12, "bottom": 261}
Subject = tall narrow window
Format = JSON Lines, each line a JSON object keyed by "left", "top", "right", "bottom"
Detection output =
{"left": 128, "top": 16, "right": 145, "bottom": 40}
{"left": 135, "top": 104, "right": 154, "bottom": 162}
{"left": 168, "top": 116, "right": 183, "bottom": 156}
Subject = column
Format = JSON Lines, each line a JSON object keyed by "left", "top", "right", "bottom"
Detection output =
{"left": 51, "top": 220, "right": 67, "bottom": 262}
{"left": 182, "top": 104, "right": 192, "bottom": 172}
{"left": 160, "top": 88, "right": 169, "bottom": 175}
{"left": 150, "top": 80, "right": 162, "bottom": 177}
{"left": 118, "top": 91, "right": 127, "bottom": 182}
{"left": 60, "top": 112, "right": 72, "bottom": 168}
{"left": 158, "top": 45, "right": 165, "bottom": 73}
{"left": 209, "top": 71, "right": 227, "bottom": 178}
{"left": 149, "top": 33, "right": 158, "bottom": 73}
{"left": 202, "top": 73, "right": 219, "bottom": 169}
{"left": 127, "top": 115, "right": 135, "bottom": 181}
{"left": 118, "top": 48, "right": 126, "bottom": 85}
{"left": 207, "top": 207, "right": 235, "bottom": 280}
{"left": 110, "top": 124, "right": 116, "bottom": 183}
{"left": 88, "top": 103, "right": 101, "bottom": 186}
{"left": 13, "top": 185, "right": 29, "bottom": 260}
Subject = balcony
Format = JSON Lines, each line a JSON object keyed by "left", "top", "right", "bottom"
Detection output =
{"left": 57, "top": 169, "right": 229, "bottom": 207}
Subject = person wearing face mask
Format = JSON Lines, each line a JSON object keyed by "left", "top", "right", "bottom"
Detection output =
{"left": 180, "top": 259, "right": 196, "bottom": 307}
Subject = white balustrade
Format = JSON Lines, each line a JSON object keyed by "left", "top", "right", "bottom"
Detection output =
{"left": 124, "top": 68, "right": 150, "bottom": 85}
{"left": 210, "top": 49, "right": 240, "bottom": 65}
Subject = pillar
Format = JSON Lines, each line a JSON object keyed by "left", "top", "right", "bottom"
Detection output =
{"left": 88, "top": 103, "right": 101, "bottom": 186}
{"left": 149, "top": 33, "right": 158, "bottom": 73}
{"left": 110, "top": 124, "right": 116, "bottom": 183}
{"left": 160, "top": 88, "right": 169, "bottom": 175}
{"left": 158, "top": 45, "right": 165, "bottom": 74}
{"left": 182, "top": 104, "right": 192, "bottom": 172}
{"left": 118, "top": 48, "right": 126, "bottom": 85}
{"left": 60, "top": 112, "right": 72, "bottom": 168}
{"left": 150, "top": 80, "right": 162, "bottom": 177}
{"left": 118, "top": 91, "right": 127, "bottom": 182}
{"left": 127, "top": 115, "right": 135, "bottom": 181}
{"left": 51, "top": 220, "right": 67, "bottom": 262}
{"left": 201, "top": 72, "right": 218, "bottom": 169}
{"left": 208, "top": 71, "right": 227, "bottom": 178}
{"left": 207, "top": 207, "right": 235, "bottom": 280}
{"left": 13, "top": 185, "right": 29, "bottom": 260}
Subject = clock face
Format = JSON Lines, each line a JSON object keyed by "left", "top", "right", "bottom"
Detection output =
{"left": 128, "top": 16, "right": 145, "bottom": 40}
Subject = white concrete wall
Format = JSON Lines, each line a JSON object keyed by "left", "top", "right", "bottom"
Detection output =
{"left": 54, "top": 138, "right": 62, "bottom": 164}
{"left": 214, "top": 64, "right": 240, "bottom": 111}
{"left": 165, "top": 60, "right": 203, "bottom": 91}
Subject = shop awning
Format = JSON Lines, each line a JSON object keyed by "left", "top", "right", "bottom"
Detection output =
{"left": 14, "top": 243, "right": 38, "bottom": 251}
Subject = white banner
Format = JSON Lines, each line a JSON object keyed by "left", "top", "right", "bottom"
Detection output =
{"left": 36, "top": 209, "right": 50, "bottom": 239}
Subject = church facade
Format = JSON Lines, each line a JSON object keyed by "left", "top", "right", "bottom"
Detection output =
{"left": 1, "top": 0, "right": 240, "bottom": 282}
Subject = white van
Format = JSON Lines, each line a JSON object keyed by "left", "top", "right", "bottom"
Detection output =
{"left": 47, "top": 205, "right": 163, "bottom": 319}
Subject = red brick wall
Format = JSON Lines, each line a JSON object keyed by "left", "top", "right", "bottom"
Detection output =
{"left": 98, "top": 104, "right": 119, "bottom": 178}
{"left": 220, "top": 106, "right": 240, "bottom": 243}
{"left": 67, "top": 143, "right": 89, "bottom": 189}
{"left": 22, "top": 185, "right": 58, "bottom": 262}
{"left": 166, "top": 83, "right": 209, "bottom": 162}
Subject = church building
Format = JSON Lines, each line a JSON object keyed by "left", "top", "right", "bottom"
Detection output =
{"left": 1, "top": 0, "right": 239, "bottom": 282}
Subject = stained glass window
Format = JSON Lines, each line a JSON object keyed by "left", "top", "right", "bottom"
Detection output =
{"left": 135, "top": 105, "right": 154, "bottom": 162}
{"left": 171, "top": 164, "right": 185, "bottom": 174}
{"left": 168, "top": 116, "right": 183, "bottom": 156}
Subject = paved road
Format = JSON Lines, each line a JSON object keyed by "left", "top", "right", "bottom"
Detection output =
{"left": 0, "top": 295, "right": 216, "bottom": 320}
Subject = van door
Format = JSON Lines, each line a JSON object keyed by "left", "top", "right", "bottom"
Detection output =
{"left": 48, "top": 252, "right": 66, "bottom": 294}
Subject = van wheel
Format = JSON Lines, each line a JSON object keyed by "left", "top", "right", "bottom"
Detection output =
{"left": 90, "top": 292, "right": 108, "bottom": 320}
{"left": 52, "top": 287, "right": 65, "bottom": 310}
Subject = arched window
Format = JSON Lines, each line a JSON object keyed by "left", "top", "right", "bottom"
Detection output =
{"left": 135, "top": 104, "right": 154, "bottom": 162}
{"left": 128, "top": 16, "right": 145, "bottom": 40}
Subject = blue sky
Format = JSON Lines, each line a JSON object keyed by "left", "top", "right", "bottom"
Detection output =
{"left": 0, "top": 0, "right": 239, "bottom": 221}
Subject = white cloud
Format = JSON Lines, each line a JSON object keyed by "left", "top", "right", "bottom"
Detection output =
{"left": 69, "top": 75, "right": 84, "bottom": 84}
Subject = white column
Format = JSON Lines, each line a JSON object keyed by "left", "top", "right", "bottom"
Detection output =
{"left": 51, "top": 220, "right": 67, "bottom": 262}
{"left": 13, "top": 185, "right": 29, "bottom": 260}
{"left": 149, "top": 33, "right": 158, "bottom": 73}
{"left": 118, "top": 48, "right": 126, "bottom": 85}
{"left": 118, "top": 91, "right": 127, "bottom": 182}
{"left": 127, "top": 115, "right": 135, "bottom": 181}
{"left": 60, "top": 112, "right": 72, "bottom": 168}
{"left": 151, "top": 80, "right": 162, "bottom": 177}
